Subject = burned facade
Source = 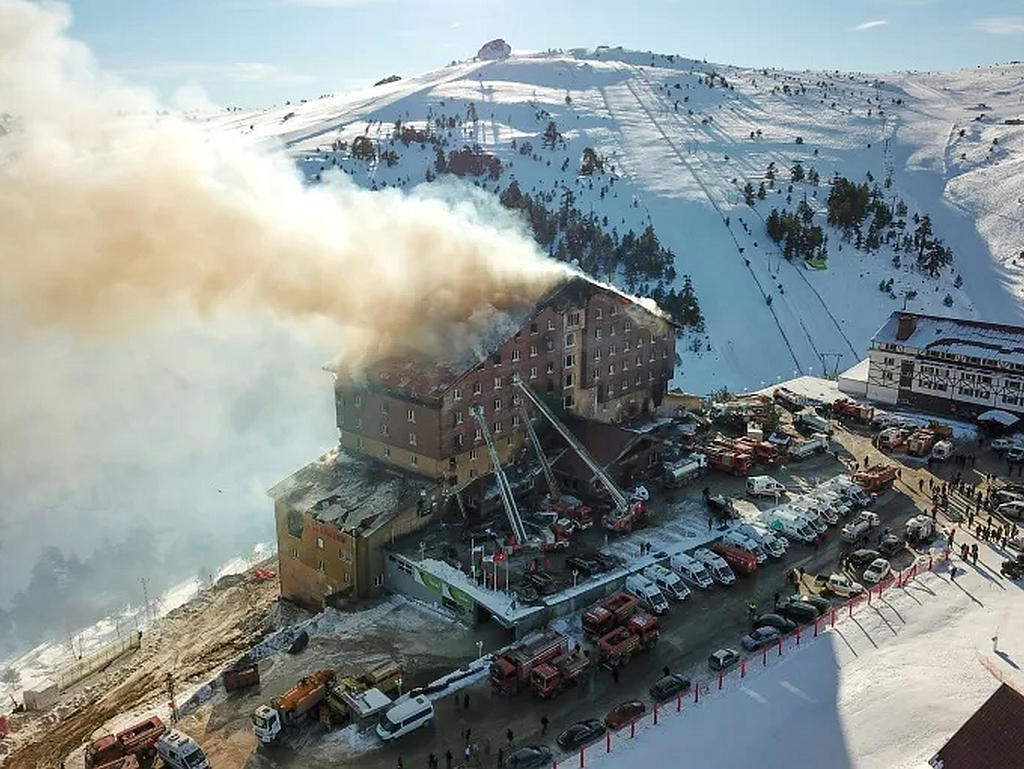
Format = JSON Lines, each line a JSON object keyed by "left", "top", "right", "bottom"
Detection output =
{"left": 334, "top": 276, "right": 677, "bottom": 487}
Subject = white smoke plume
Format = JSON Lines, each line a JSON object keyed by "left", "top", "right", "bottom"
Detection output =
{"left": 0, "top": 0, "right": 567, "bottom": 372}
{"left": 0, "top": 0, "right": 566, "bottom": 632}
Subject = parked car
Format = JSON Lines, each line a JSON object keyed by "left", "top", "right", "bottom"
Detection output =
{"left": 997, "top": 501, "right": 1024, "bottom": 520}
{"left": 862, "top": 558, "right": 892, "bottom": 584}
{"left": 752, "top": 613, "right": 796, "bottom": 632}
{"left": 649, "top": 674, "right": 692, "bottom": 702}
{"left": 994, "top": 489, "right": 1024, "bottom": 506}
{"left": 708, "top": 648, "right": 741, "bottom": 671}
{"left": 827, "top": 573, "right": 865, "bottom": 597}
{"left": 800, "top": 594, "right": 832, "bottom": 615}
{"left": 878, "top": 535, "right": 905, "bottom": 556}
{"left": 775, "top": 600, "right": 819, "bottom": 623}
{"left": 505, "top": 746, "right": 553, "bottom": 769}
{"left": 991, "top": 437, "right": 1017, "bottom": 452}
{"left": 604, "top": 700, "right": 646, "bottom": 730}
{"left": 848, "top": 549, "right": 882, "bottom": 568}
{"left": 741, "top": 626, "right": 782, "bottom": 651}
{"left": 1008, "top": 446, "right": 1024, "bottom": 464}
{"left": 556, "top": 720, "right": 606, "bottom": 751}
{"left": 565, "top": 555, "right": 603, "bottom": 576}
{"left": 525, "top": 571, "right": 558, "bottom": 595}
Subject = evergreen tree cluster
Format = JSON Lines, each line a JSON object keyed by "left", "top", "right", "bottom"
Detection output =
{"left": 651, "top": 275, "right": 704, "bottom": 331}
{"left": 765, "top": 202, "right": 826, "bottom": 261}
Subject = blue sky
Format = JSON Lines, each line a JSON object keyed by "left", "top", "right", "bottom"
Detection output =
{"left": 67, "top": 0, "right": 1024, "bottom": 107}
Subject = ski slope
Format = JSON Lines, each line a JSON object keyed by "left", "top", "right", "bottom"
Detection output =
{"left": 211, "top": 48, "right": 1024, "bottom": 394}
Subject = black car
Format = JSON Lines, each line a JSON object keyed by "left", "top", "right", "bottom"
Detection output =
{"left": 505, "top": 746, "right": 553, "bottom": 769}
{"left": 649, "top": 673, "right": 692, "bottom": 702}
{"left": 848, "top": 548, "right": 881, "bottom": 568}
{"left": 752, "top": 613, "right": 796, "bottom": 632}
{"left": 556, "top": 720, "right": 606, "bottom": 750}
{"left": 708, "top": 648, "right": 741, "bottom": 671}
{"left": 525, "top": 571, "right": 558, "bottom": 595}
{"left": 776, "top": 600, "right": 819, "bottom": 623}
{"left": 878, "top": 535, "right": 905, "bottom": 557}
{"left": 565, "top": 556, "right": 602, "bottom": 577}
{"left": 800, "top": 595, "right": 832, "bottom": 615}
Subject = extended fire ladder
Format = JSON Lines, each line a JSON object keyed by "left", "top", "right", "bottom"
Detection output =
{"left": 512, "top": 376, "right": 631, "bottom": 518}
{"left": 470, "top": 406, "right": 528, "bottom": 544}
{"left": 520, "top": 404, "right": 561, "bottom": 502}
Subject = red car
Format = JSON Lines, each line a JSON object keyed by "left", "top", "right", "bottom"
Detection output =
{"left": 604, "top": 700, "right": 646, "bottom": 729}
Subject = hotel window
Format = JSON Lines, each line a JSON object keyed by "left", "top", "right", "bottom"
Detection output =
{"left": 565, "top": 332, "right": 576, "bottom": 348}
{"left": 530, "top": 322, "right": 538, "bottom": 334}
{"left": 494, "top": 398, "right": 502, "bottom": 411}
{"left": 380, "top": 423, "right": 389, "bottom": 437}
{"left": 635, "top": 374, "right": 642, "bottom": 386}
{"left": 316, "top": 537, "right": 325, "bottom": 549}
{"left": 563, "top": 394, "right": 574, "bottom": 409}
{"left": 455, "top": 410, "right": 464, "bottom": 424}
{"left": 624, "top": 339, "right": 631, "bottom": 351}
{"left": 473, "top": 381, "right": 482, "bottom": 395}
{"left": 565, "top": 354, "right": 575, "bottom": 368}
{"left": 546, "top": 361, "right": 554, "bottom": 374}
{"left": 609, "top": 324, "right": 616, "bottom": 337}
{"left": 609, "top": 344, "right": 617, "bottom": 356}
{"left": 456, "top": 434, "right": 464, "bottom": 447}
{"left": 354, "top": 418, "right": 363, "bottom": 429}
{"left": 408, "top": 432, "right": 417, "bottom": 446}
{"left": 512, "top": 394, "right": 521, "bottom": 406}
{"left": 380, "top": 402, "right": 389, "bottom": 414}
{"left": 513, "top": 414, "right": 521, "bottom": 428}
{"left": 624, "top": 321, "right": 631, "bottom": 333}
{"left": 383, "top": 446, "right": 391, "bottom": 458}
{"left": 547, "top": 319, "right": 555, "bottom": 331}
{"left": 410, "top": 455, "right": 418, "bottom": 467}
{"left": 530, "top": 366, "right": 538, "bottom": 379}
{"left": 494, "top": 421, "right": 503, "bottom": 434}
{"left": 512, "top": 348, "right": 520, "bottom": 362}
{"left": 494, "top": 376, "right": 502, "bottom": 390}
{"left": 593, "top": 368, "right": 600, "bottom": 381}
{"left": 530, "top": 344, "right": 538, "bottom": 357}
{"left": 593, "top": 348, "right": 602, "bottom": 361}
{"left": 594, "top": 327, "right": 602, "bottom": 339}
{"left": 453, "top": 388, "right": 463, "bottom": 401}
{"left": 354, "top": 395, "right": 362, "bottom": 408}
{"left": 407, "top": 408, "right": 416, "bottom": 423}
{"left": 568, "top": 311, "right": 581, "bottom": 326}
{"left": 317, "top": 561, "right": 325, "bottom": 573}
{"left": 595, "top": 308, "right": 603, "bottom": 320}
{"left": 621, "top": 379, "right": 628, "bottom": 391}
{"left": 610, "top": 305, "right": 618, "bottom": 316}
{"left": 355, "top": 437, "right": 363, "bottom": 449}
{"left": 291, "top": 547, "right": 299, "bottom": 559}
{"left": 608, "top": 364, "right": 616, "bottom": 375}
{"left": 637, "top": 335, "right": 644, "bottom": 347}
{"left": 636, "top": 356, "right": 642, "bottom": 368}
{"left": 474, "top": 428, "right": 482, "bottom": 441}
{"left": 470, "top": 448, "right": 478, "bottom": 461}
{"left": 649, "top": 371, "right": 655, "bottom": 382}
{"left": 564, "top": 373, "right": 574, "bottom": 388}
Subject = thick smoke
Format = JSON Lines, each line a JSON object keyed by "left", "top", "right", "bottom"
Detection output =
{"left": 0, "top": 0, "right": 567, "bottom": 372}
{"left": 0, "top": 0, "right": 566, "bottom": 648}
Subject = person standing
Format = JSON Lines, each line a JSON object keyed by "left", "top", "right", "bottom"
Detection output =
{"left": 463, "top": 693, "right": 470, "bottom": 711}
{"left": 428, "top": 754, "right": 437, "bottom": 769}
{"left": 972, "top": 543, "right": 979, "bottom": 566}
{"left": 446, "top": 749, "right": 453, "bottom": 769}
{"left": 506, "top": 728, "right": 514, "bottom": 746}
{"left": 497, "top": 747, "right": 504, "bottom": 768}
{"left": 398, "top": 757, "right": 404, "bottom": 769}
{"left": 540, "top": 715, "right": 549, "bottom": 736}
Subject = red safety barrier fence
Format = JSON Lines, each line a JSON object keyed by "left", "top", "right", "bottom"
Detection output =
{"left": 565, "top": 557, "right": 935, "bottom": 767}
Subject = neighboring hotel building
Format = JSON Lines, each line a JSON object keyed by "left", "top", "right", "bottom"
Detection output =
{"left": 270, "top": 274, "right": 677, "bottom": 610}
{"left": 866, "top": 311, "right": 1024, "bottom": 417}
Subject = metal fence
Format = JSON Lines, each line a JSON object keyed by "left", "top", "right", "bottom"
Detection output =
{"left": 55, "top": 630, "right": 142, "bottom": 691}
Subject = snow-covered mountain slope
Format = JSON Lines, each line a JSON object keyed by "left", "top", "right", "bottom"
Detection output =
{"left": 210, "top": 48, "right": 1024, "bottom": 393}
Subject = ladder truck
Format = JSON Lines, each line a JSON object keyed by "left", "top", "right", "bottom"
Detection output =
{"left": 471, "top": 406, "right": 528, "bottom": 546}
{"left": 512, "top": 377, "right": 647, "bottom": 534}
{"left": 520, "top": 403, "right": 593, "bottom": 530}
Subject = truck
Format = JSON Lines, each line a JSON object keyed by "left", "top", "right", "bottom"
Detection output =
{"left": 252, "top": 670, "right": 336, "bottom": 743}
{"left": 833, "top": 398, "right": 875, "bottom": 424}
{"left": 155, "top": 731, "right": 210, "bottom": 769}
{"left": 826, "top": 476, "right": 874, "bottom": 507}
{"left": 548, "top": 495, "right": 594, "bottom": 530}
{"left": 904, "top": 514, "right": 936, "bottom": 544}
{"left": 733, "top": 437, "right": 778, "bottom": 465}
{"left": 840, "top": 518, "right": 870, "bottom": 543}
{"left": 931, "top": 440, "right": 953, "bottom": 461}
{"left": 789, "top": 433, "right": 829, "bottom": 460}
{"left": 852, "top": 464, "right": 897, "bottom": 493}
{"left": 773, "top": 387, "right": 806, "bottom": 412}
{"left": 582, "top": 592, "right": 639, "bottom": 640}
{"left": 705, "top": 492, "right": 739, "bottom": 520}
{"left": 530, "top": 648, "right": 590, "bottom": 699}
{"left": 597, "top": 613, "right": 661, "bottom": 668}
{"left": 692, "top": 547, "right": 737, "bottom": 585}
{"left": 906, "top": 429, "right": 938, "bottom": 457}
{"left": 86, "top": 716, "right": 167, "bottom": 769}
{"left": 625, "top": 573, "right": 670, "bottom": 615}
{"left": 764, "top": 508, "right": 817, "bottom": 544}
{"left": 668, "top": 551, "right": 714, "bottom": 589}
{"left": 223, "top": 661, "right": 260, "bottom": 692}
{"left": 710, "top": 542, "right": 758, "bottom": 576}
{"left": 490, "top": 630, "right": 570, "bottom": 694}
{"left": 706, "top": 446, "right": 753, "bottom": 475}
{"left": 662, "top": 452, "right": 708, "bottom": 487}
{"left": 642, "top": 564, "right": 691, "bottom": 601}
{"left": 874, "top": 427, "right": 910, "bottom": 452}
{"left": 794, "top": 408, "right": 833, "bottom": 435}
{"left": 746, "top": 475, "right": 787, "bottom": 498}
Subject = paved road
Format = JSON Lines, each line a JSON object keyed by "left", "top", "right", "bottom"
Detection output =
{"left": 247, "top": 452, "right": 925, "bottom": 769}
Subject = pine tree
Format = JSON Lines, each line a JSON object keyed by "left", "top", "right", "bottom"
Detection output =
{"left": 743, "top": 182, "right": 755, "bottom": 206}
{"left": 790, "top": 163, "right": 805, "bottom": 182}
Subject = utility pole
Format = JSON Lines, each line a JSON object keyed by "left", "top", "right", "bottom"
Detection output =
{"left": 140, "top": 577, "right": 151, "bottom": 625}
{"left": 165, "top": 671, "right": 178, "bottom": 723}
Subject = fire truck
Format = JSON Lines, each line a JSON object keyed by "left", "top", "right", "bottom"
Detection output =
{"left": 530, "top": 648, "right": 590, "bottom": 698}
{"left": 582, "top": 592, "right": 639, "bottom": 640}
{"left": 597, "top": 613, "right": 661, "bottom": 668}
{"left": 852, "top": 464, "right": 898, "bottom": 493}
{"left": 489, "top": 630, "right": 570, "bottom": 694}
{"left": 833, "top": 398, "right": 875, "bottom": 424}
{"left": 85, "top": 717, "right": 166, "bottom": 769}
{"left": 705, "top": 445, "right": 753, "bottom": 475}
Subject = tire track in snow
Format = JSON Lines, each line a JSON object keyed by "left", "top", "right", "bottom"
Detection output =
{"left": 614, "top": 66, "right": 805, "bottom": 373}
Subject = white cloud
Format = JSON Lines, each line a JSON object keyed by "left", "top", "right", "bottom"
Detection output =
{"left": 118, "top": 61, "right": 313, "bottom": 85}
{"left": 853, "top": 19, "right": 888, "bottom": 31}
{"left": 972, "top": 16, "right": 1024, "bottom": 35}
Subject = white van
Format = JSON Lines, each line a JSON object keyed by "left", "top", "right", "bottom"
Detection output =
{"left": 746, "top": 475, "right": 787, "bottom": 498}
{"left": 765, "top": 509, "right": 817, "bottom": 543}
{"left": 625, "top": 574, "right": 670, "bottom": 614}
{"left": 669, "top": 551, "right": 713, "bottom": 589}
{"left": 376, "top": 696, "right": 434, "bottom": 741}
{"left": 692, "top": 548, "right": 736, "bottom": 586}
{"left": 156, "top": 731, "right": 210, "bottom": 769}
{"left": 737, "top": 522, "right": 788, "bottom": 557}
{"left": 642, "top": 564, "right": 691, "bottom": 601}
{"left": 794, "top": 498, "right": 838, "bottom": 526}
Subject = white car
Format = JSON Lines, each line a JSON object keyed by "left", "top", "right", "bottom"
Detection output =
{"left": 827, "top": 573, "right": 865, "bottom": 597}
{"left": 862, "top": 558, "right": 891, "bottom": 585}
{"left": 997, "top": 501, "right": 1024, "bottom": 520}
{"left": 991, "top": 437, "right": 1019, "bottom": 452}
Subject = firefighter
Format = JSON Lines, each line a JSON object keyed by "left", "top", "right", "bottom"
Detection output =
{"left": 746, "top": 601, "right": 757, "bottom": 620}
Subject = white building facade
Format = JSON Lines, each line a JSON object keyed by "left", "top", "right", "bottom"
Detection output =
{"left": 865, "top": 312, "right": 1024, "bottom": 418}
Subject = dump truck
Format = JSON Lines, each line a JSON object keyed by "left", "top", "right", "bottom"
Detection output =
{"left": 530, "top": 648, "right": 589, "bottom": 698}
{"left": 789, "top": 433, "right": 829, "bottom": 460}
{"left": 733, "top": 437, "right": 778, "bottom": 464}
{"left": 86, "top": 716, "right": 166, "bottom": 769}
{"left": 852, "top": 464, "right": 897, "bottom": 493}
{"left": 582, "top": 592, "right": 639, "bottom": 640}
{"left": 833, "top": 398, "right": 874, "bottom": 424}
{"left": 252, "top": 669, "right": 335, "bottom": 743}
{"left": 490, "top": 630, "right": 569, "bottom": 694}
{"left": 773, "top": 387, "right": 806, "bottom": 412}
{"left": 794, "top": 408, "right": 833, "bottom": 435}
{"left": 596, "top": 613, "right": 660, "bottom": 668}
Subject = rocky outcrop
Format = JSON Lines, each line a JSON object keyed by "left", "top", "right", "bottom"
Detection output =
{"left": 477, "top": 39, "right": 511, "bottom": 61}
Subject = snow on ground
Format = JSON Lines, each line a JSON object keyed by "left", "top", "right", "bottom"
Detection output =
{"left": 209, "top": 49, "right": 1024, "bottom": 396}
{"left": 0, "top": 543, "right": 272, "bottom": 712}
{"left": 582, "top": 547, "right": 1024, "bottom": 769}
